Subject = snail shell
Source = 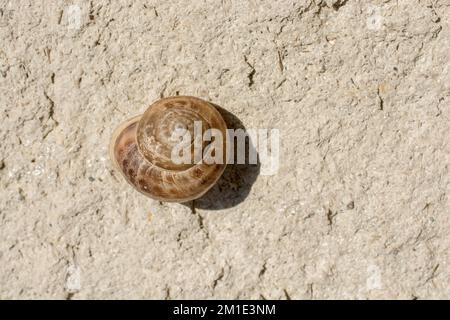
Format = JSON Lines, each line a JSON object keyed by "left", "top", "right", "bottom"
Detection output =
{"left": 110, "top": 96, "right": 228, "bottom": 202}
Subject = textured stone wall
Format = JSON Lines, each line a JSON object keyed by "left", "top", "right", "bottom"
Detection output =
{"left": 0, "top": 0, "right": 449, "bottom": 299}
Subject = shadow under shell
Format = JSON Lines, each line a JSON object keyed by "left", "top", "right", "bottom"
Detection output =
{"left": 187, "top": 104, "right": 260, "bottom": 210}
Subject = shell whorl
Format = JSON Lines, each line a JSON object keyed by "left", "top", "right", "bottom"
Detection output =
{"left": 110, "top": 96, "right": 227, "bottom": 202}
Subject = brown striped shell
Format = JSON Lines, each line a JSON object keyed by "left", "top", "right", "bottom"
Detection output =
{"left": 110, "top": 96, "right": 228, "bottom": 202}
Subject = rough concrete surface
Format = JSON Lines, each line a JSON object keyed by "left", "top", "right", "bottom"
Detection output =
{"left": 0, "top": 0, "right": 449, "bottom": 299}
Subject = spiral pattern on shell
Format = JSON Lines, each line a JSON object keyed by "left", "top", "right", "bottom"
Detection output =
{"left": 110, "top": 96, "right": 228, "bottom": 202}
